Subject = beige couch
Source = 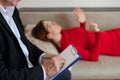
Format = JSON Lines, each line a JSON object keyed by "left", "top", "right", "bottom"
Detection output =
{"left": 20, "top": 8, "right": 120, "bottom": 80}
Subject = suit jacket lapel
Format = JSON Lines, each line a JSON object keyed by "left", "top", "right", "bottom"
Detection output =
{"left": 0, "top": 13, "right": 14, "bottom": 35}
{"left": 13, "top": 15, "right": 22, "bottom": 34}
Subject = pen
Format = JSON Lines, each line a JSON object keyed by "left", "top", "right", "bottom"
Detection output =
{"left": 42, "top": 57, "right": 51, "bottom": 59}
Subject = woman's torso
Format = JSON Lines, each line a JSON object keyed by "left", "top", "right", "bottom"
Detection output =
{"left": 61, "top": 27, "right": 120, "bottom": 56}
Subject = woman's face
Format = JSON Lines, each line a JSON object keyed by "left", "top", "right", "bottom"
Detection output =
{"left": 43, "top": 21, "right": 62, "bottom": 36}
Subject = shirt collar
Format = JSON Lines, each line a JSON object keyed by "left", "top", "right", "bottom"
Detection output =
{"left": 0, "top": 5, "right": 15, "bottom": 17}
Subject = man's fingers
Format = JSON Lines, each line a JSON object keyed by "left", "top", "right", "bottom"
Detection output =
{"left": 43, "top": 61, "right": 57, "bottom": 77}
{"left": 51, "top": 55, "right": 65, "bottom": 72}
{"left": 43, "top": 55, "right": 65, "bottom": 78}
{"left": 43, "top": 57, "right": 65, "bottom": 78}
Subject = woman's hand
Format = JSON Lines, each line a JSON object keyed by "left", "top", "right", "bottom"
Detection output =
{"left": 73, "top": 8, "right": 86, "bottom": 23}
{"left": 89, "top": 22, "right": 100, "bottom": 32}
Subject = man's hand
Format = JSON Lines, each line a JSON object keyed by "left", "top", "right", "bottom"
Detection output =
{"left": 42, "top": 53, "right": 65, "bottom": 78}
{"left": 73, "top": 8, "right": 86, "bottom": 23}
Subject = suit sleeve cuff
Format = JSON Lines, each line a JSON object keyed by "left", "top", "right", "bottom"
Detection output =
{"left": 38, "top": 53, "right": 47, "bottom": 80}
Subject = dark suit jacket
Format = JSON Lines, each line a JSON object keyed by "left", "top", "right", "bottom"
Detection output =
{"left": 0, "top": 7, "right": 45, "bottom": 80}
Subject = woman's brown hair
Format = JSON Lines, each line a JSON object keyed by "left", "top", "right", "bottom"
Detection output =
{"left": 32, "top": 20, "right": 50, "bottom": 41}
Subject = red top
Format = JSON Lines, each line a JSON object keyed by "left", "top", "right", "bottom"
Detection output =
{"left": 60, "top": 22, "right": 120, "bottom": 61}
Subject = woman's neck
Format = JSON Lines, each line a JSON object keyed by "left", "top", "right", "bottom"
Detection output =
{"left": 52, "top": 33, "right": 62, "bottom": 48}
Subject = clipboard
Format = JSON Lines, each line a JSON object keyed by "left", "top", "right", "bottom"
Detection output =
{"left": 51, "top": 44, "right": 81, "bottom": 80}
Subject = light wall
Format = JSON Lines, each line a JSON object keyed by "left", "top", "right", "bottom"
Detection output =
{"left": 18, "top": 0, "right": 120, "bottom": 8}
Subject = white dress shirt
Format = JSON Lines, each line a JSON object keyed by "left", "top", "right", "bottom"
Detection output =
{"left": 0, "top": 5, "right": 46, "bottom": 80}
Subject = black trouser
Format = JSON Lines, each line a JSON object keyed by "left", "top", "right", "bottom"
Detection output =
{"left": 57, "top": 70, "right": 71, "bottom": 80}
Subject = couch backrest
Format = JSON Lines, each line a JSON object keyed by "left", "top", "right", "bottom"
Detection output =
{"left": 19, "top": 8, "right": 120, "bottom": 30}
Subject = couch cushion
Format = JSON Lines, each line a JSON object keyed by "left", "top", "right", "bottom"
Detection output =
{"left": 71, "top": 55, "right": 120, "bottom": 79}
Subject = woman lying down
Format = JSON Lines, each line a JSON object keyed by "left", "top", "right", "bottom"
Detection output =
{"left": 32, "top": 8, "right": 120, "bottom": 61}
